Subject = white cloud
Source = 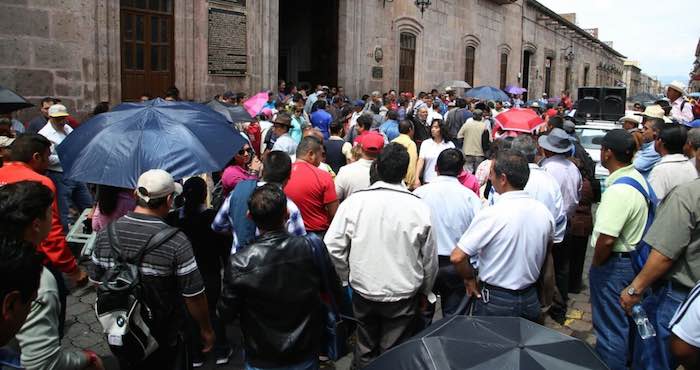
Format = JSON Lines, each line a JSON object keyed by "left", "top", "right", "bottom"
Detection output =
{"left": 537, "top": 0, "right": 699, "bottom": 80}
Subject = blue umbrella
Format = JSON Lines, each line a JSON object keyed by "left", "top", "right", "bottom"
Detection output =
{"left": 465, "top": 86, "right": 510, "bottom": 101}
{"left": 57, "top": 98, "right": 247, "bottom": 188}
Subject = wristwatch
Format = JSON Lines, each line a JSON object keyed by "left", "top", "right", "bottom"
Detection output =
{"left": 626, "top": 286, "right": 640, "bottom": 296}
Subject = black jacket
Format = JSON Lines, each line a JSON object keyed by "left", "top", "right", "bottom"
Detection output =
{"left": 218, "top": 231, "right": 345, "bottom": 368}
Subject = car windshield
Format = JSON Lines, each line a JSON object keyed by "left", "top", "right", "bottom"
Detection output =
{"left": 576, "top": 128, "right": 608, "bottom": 150}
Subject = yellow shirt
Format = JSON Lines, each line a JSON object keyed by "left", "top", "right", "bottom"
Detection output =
{"left": 392, "top": 134, "right": 418, "bottom": 186}
{"left": 590, "top": 164, "right": 649, "bottom": 252}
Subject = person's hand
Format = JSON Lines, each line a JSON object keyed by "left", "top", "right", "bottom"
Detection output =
{"left": 68, "top": 267, "right": 89, "bottom": 287}
{"left": 464, "top": 278, "right": 481, "bottom": 299}
{"left": 84, "top": 351, "right": 104, "bottom": 370}
{"left": 620, "top": 286, "right": 643, "bottom": 315}
{"left": 419, "top": 294, "right": 429, "bottom": 312}
{"left": 249, "top": 157, "right": 262, "bottom": 173}
{"left": 200, "top": 327, "right": 215, "bottom": 353}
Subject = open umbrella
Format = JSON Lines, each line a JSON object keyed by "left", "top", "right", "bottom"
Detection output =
{"left": 438, "top": 80, "right": 472, "bottom": 90}
{"left": 505, "top": 85, "right": 527, "bottom": 95}
{"left": 494, "top": 108, "right": 545, "bottom": 133}
{"left": 242, "top": 91, "right": 269, "bottom": 117}
{"left": 366, "top": 316, "right": 607, "bottom": 370}
{"left": 206, "top": 99, "right": 254, "bottom": 124}
{"left": 57, "top": 98, "right": 246, "bottom": 188}
{"left": 465, "top": 86, "right": 510, "bottom": 102}
{"left": 0, "top": 86, "right": 34, "bottom": 114}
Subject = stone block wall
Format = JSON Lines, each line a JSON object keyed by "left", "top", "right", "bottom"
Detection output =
{"left": 0, "top": 0, "right": 103, "bottom": 121}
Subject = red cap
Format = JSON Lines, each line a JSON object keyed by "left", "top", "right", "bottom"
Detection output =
{"left": 358, "top": 132, "right": 385, "bottom": 153}
{"left": 546, "top": 108, "right": 558, "bottom": 118}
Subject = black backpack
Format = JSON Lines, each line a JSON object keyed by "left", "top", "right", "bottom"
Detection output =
{"left": 95, "top": 223, "right": 178, "bottom": 363}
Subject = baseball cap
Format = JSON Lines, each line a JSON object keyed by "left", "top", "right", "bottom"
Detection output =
{"left": 353, "top": 99, "right": 365, "bottom": 108}
{"left": 358, "top": 132, "right": 385, "bottom": 154}
{"left": 48, "top": 104, "right": 69, "bottom": 118}
{"left": 135, "top": 169, "right": 182, "bottom": 202}
{"left": 546, "top": 108, "right": 558, "bottom": 118}
{"left": 601, "top": 129, "right": 635, "bottom": 156}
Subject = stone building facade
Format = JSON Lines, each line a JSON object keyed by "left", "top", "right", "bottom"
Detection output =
{"left": 0, "top": 0, "right": 625, "bottom": 119}
{"left": 690, "top": 37, "right": 700, "bottom": 93}
{"left": 623, "top": 61, "right": 642, "bottom": 98}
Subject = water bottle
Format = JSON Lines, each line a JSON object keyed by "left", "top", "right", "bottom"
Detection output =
{"left": 632, "top": 304, "right": 656, "bottom": 339}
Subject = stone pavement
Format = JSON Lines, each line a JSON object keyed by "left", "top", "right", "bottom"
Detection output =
{"left": 62, "top": 250, "right": 596, "bottom": 370}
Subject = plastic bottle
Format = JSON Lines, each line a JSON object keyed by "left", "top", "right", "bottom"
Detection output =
{"left": 632, "top": 304, "right": 656, "bottom": 339}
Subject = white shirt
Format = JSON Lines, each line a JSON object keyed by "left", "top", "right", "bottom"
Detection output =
{"left": 671, "top": 97, "right": 694, "bottom": 125}
{"left": 271, "top": 133, "right": 297, "bottom": 157}
{"left": 419, "top": 139, "right": 455, "bottom": 183}
{"left": 38, "top": 122, "right": 73, "bottom": 172}
{"left": 670, "top": 282, "right": 700, "bottom": 348}
{"left": 540, "top": 155, "right": 581, "bottom": 218}
{"left": 648, "top": 153, "right": 698, "bottom": 201}
{"left": 427, "top": 107, "right": 443, "bottom": 124}
{"left": 414, "top": 176, "right": 482, "bottom": 256}
{"left": 457, "top": 190, "right": 554, "bottom": 290}
{"left": 324, "top": 181, "right": 437, "bottom": 302}
{"left": 489, "top": 163, "right": 567, "bottom": 243}
{"left": 334, "top": 158, "right": 373, "bottom": 201}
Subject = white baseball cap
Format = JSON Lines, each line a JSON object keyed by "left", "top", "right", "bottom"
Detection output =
{"left": 48, "top": 104, "right": 69, "bottom": 118}
{"left": 135, "top": 169, "right": 182, "bottom": 202}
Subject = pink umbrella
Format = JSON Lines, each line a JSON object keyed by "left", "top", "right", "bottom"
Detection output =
{"left": 242, "top": 91, "right": 269, "bottom": 117}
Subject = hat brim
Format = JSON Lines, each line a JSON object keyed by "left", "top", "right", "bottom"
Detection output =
{"left": 272, "top": 120, "right": 292, "bottom": 127}
{"left": 49, "top": 112, "right": 69, "bottom": 118}
{"left": 667, "top": 85, "right": 686, "bottom": 95}
{"left": 538, "top": 135, "right": 573, "bottom": 154}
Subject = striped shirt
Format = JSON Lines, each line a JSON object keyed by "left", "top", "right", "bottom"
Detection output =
{"left": 88, "top": 212, "right": 204, "bottom": 298}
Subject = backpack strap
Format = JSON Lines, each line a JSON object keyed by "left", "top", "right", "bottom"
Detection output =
{"left": 134, "top": 227, "right": 179, "bottom": 265}
{"left": 107, "top": 222, "right": 125, "bottom": 261}
{"left": 613, "top": 176, "right": 658, "bottom": 236}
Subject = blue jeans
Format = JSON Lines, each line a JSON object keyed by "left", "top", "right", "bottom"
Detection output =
{"left": 589, "top": 255, "right": 635, "bottom": 370}
{"left": 244, "top": 358, "right": 318, "bottom": 370}
{"left": 633, "top": 282, "right": 688, "bottom": 370}
{"left": 47, "top": 170, "right": 93, "bottom": 232}
{"left": 473, "top": 284, "right": 540, "bottom": 322}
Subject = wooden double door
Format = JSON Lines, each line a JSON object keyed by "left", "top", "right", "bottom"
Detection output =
{"left": 120, "top": 0, "right": 174, "bottom": 101}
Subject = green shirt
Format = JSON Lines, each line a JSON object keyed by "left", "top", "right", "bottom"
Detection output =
{"left": 590, "top": 164, "right": 649, "bottom": 252}
{"left": 644, "top": 179, "right": 700, "bottom": 289}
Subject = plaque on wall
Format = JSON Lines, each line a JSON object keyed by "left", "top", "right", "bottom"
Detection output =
{"left": 372, "top": 67, "right": 383, "bottom": 80}
{"left": 207, "top": 6, "right": 247, "bottom": 76}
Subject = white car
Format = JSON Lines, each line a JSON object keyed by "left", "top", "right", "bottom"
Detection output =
{"left": 575, "top": 120, "right": 623, "bottom": 187}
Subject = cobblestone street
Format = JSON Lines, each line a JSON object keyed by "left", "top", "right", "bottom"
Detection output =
{"left": 62, "top": 247, "right": 595, "bottom": 370}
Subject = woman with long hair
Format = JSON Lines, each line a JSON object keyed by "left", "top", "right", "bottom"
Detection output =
{"left": 415, "top": 118, "right": 455, "bottom": 187}
{"left": 221, "top": 143, "right": 261, "bottom": 197}
{"left": 167, "top": 177, "right": 233, "bottom": 367}
{"left": 91, "top": 185, "right": 136, "bottom": 232}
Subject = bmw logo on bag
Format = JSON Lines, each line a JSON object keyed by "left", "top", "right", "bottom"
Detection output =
{"left": 117, "top": 316, "right": 126, "bottom": 327}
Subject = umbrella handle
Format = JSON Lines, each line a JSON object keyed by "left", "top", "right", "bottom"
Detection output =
{"left": 454, "top": 295, "right": 475, "bottom": 316}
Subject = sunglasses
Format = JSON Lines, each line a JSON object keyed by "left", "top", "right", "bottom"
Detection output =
{"left": 238, "top": 148, "right": 250, "bottom": 155}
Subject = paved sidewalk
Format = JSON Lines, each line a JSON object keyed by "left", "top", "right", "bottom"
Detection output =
{"left": 62, "top": 250, "right": 596, "bottom": 370}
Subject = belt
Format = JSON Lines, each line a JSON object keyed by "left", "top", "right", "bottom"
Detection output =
{"left": 610, "top": 251, "right": 630, "bottom": 258}
{"left": 482, "top": 282, "right": 535, "bottom": 296}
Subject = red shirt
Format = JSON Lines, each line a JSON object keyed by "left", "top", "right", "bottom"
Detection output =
{"left": 0, "top": 162, "right": 78, "bottom": 273}
{"left": 284, "top": 161, "right": 337, "bottom": 231}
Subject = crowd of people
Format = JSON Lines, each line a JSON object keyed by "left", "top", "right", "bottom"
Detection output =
{"left": 0, "top": 79, "right": 699, "bottom": 370}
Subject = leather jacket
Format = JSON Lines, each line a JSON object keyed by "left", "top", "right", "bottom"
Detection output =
{"left": 218, "top": 231, "right": 345, "bottom": 368}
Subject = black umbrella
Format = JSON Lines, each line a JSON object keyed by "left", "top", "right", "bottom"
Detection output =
{"left": 206, "top": 99, "right": 254, "bottom": 124}
{"left": 0, "top": 86, "right": 33, "bottom": 114}
{"left": 366, "top": 316, "right": 608, "bottom": 370}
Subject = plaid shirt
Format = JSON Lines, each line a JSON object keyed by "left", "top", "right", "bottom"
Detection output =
{"left": 212, "top": 182, "right": 306, "bottom": 253}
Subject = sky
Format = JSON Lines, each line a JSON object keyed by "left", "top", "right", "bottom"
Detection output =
{"left": 537, "top": 0, "right": 699, "bottom": 84}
